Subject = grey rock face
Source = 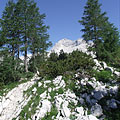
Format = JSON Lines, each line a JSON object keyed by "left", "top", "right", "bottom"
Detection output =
{"left": 93, "top": 91, "right": 104, "bottom": 100}
{"left": 107, "top": 99, "right": 118, "bottom": 109}
{"left": 91, "top": 104, "right": 103, "bottom": 117}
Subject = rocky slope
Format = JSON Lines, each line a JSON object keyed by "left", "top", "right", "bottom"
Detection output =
{"left": 0, "top": 71, "right": 119, "bottom": 120}
{"left": 0, "top": 38, "right": 120, "bottom": 120}
{"left": 0, "top": 75, "right": 101, "bottom": 120}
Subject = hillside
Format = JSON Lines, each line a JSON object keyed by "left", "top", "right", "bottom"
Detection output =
{"left": 0, "top": 39, "right": 120, "bottom": 120}
{"left": 0, "top": 0, "right": 120, "bottom": 119}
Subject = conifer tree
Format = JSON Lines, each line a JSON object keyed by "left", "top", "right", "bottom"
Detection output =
{"left": 79, "top": 0, "right": 108, "bottom": 57}
{"left": 15, "top": 0, "right": 51, "bottom": 72}
{"left": 1, "top": 0, "right": 17, "bottom": 57}
{"left": 79, "top": 0, "right": 120, "bottom": 63}
{"left": 0, "top": 0, "right": 51, "bottom": 73}
{"left": 16, "top": 0, "right": 31, "bottom": 72}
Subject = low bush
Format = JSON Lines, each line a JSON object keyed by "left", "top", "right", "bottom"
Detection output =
{"left": 37, "top": 50, "right": 95, "bottom": 78}
{"left": 0, "top": 56, "right": 22, "bottom": 85}
{"left": 95, "top": 70, "right": 113, "bottom": 83}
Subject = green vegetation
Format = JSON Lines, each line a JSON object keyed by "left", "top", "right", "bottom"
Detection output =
{"left": 0, "top": 78, "right": 28, "bottom": 97}
{"left": 18, "top": 82, "right": 45, "bottom": 120}
{"left": 79, "top": 0, "right": 120, "bottom": 65}
{"left": 0, "top": 0, "right": 51, "bottom": 87}
{"left": 41, "top": 105, "right": 58, "bottom": 120}
{"left": 0, "top": 0, "right": 119, "bottom": 91}
{"left": 95, "top": 70, "right": 113, "bottom": 83}
{"left": 37, "top": 50, "right": 95, "bottom": 78}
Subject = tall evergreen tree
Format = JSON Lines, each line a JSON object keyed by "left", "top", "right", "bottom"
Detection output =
{"left": 79, "top": 0, "right": 108, "bottom": 57}
{"left": 27, "top": 1, "right": 51, "bottom": 72}
{"left": 0, "top": 0, "right": 51, "bottom": 73}
{"left": 15, "top": 0, "right": 51, "bottom": 72}
{"left": 16, "top": 0, "right": 31, "bottom": 72}
{"left": 79, "top": 0, "right": 120, "bottom": 63}
{"left": 79, "top": 0, "right": 107, "bottom": 41}
{"left": 1, "top": 0, "right": 17, "bottom": 57}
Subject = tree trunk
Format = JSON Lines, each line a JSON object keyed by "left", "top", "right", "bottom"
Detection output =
{"left": 24, "top": 6, "right": 28, "bottom": 72}
{"left": 18, "top": 45, "right": 20, "bottom": 59}
{"left": 12, "top": 45, "right": 15, "bottom": 60}
{"left": 24, "top": 41, "right": 28, "bottom": 72}
{"left": 33, "top": 50, "right": 35, "bottom": 60}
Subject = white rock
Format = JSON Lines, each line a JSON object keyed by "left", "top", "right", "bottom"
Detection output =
{"left": 47, "top": 93, "right": 51, "bottom": 99}
{"left": 62, "top": 101, "right": 70, "bottom": 117}
{"left": 88, "top": 115, "right": 99, "bottom": 120}
{"left": 109, "top": 86, "right": 118, "bottom": 94}
{"left": 32, "top": 87, "right": 37, "bottom": 94}
{"left": 114, "top": 71, "right": 120, "bottom": 76}
{"left": 40, "top": 91, "right": 47, "bottom": 99}
{"left": 59, "top": 80, "right": 66, "bottom": 88}
{"left": 55, "top": 96, "right": 64, "bottom": 110}
{"left": 81, "top": 79, "right": 87, "bottom": 85}
{"left": 42, "top": 99, "right": 51, "bottom": 112}
{"left": 44, "top": 80, "right": 51, "bottom": 84}
{"left": 94, "top": 59, "right": 103, "bottom": 70}
{"left": 66, "top": 90, "right": 76, "bottom": 99}
{"left": 88, "top": 81, "right": 96, "bottom": 89}
{"left": 49, "top": 38, "right": 88, "bottom": 55}
{"left": 33, "top": 99, "right": 51, "bottom": 120}
{"left": 91, "top": 104, "right": 103, "bottom": 117}
{"left": 75, "top": 74, "right": 79, "bottom": 78}
{"left": 76, "top": 115, "right": 89, "bottom": 120}
{"left": 53, "top": 76, "right": 62, "bottom": 86}
{"left": 102, "top": 62, "right": 107, "bottom": 69}
{"left": 38, "top": 82, "right": 42, "bottom": 87}
{"left": 62, "top": 106, "right": 71, "bottom": 118}
{"left": 0, "top": 79, "right": 35, "bottom": 120}
{"left": 76, "top": 107, "right": 84, "bottom": 116}
{"left": 37, "top": 71, "right": 39, "bottom": 75}
{"left": 48, "top": 87, "right": 52, "bottom": 93}
{"left": 0, "top": 102, "right": 3, "bottom": 114}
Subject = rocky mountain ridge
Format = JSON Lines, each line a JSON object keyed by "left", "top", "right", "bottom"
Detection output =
{"left": 49, "top": 38, "right": 89, "bottom": 55}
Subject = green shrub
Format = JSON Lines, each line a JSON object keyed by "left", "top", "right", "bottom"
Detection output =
{"left": 39, "top": 50, "right": 95, "bottom": 78}
{"left": 25, "top": 72, "right": 34, "bottom": 79}
{"left": 95, "top": 70, "right": 113, "bottom": 83}
{"left": 57, "top": 88, "right": 64, "bottom": 94}
{"left": 0, "top": 56, "right": 22, "bottom": 85}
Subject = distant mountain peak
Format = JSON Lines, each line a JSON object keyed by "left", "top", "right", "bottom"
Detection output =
{"left": 49, "top": 38, "right": 88, "bottom": 54}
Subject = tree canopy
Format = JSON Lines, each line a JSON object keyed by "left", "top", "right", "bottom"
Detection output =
{"left": 79, "top": 0, "right": 120, "bottom": 64}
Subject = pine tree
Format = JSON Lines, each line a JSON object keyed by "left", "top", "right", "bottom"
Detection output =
{"left": 104, "top": 23, "right": 120, "bottom": 63}
{"left": 79, "top": 0, "right": 120, "bottom": 63}
{"left": 27, "top": 1, "right": 51, "bottom": 71}
{"left": 79, "top": 0, "right": 108, "bottom": 58}
{"left": 1, "top": 0, "right": 17, "bottom": 57}
{"left": 79, "top": 0, "right": 107, "bottom": 42}
{"left": 17, "top": 0, "right": 31, "bottom": 72}
{"left": 0, "top": 0, "right": 51, "bottom": 73}
{"left": 0, "top": 19, "right": 3, "bottom": 47}
{"left": 16, "top": 0, "right": 51, "bottom": 72}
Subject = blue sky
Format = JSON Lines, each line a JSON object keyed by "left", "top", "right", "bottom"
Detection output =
{"left": 0, "top": 0, "right": 120, "bottom": 47}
